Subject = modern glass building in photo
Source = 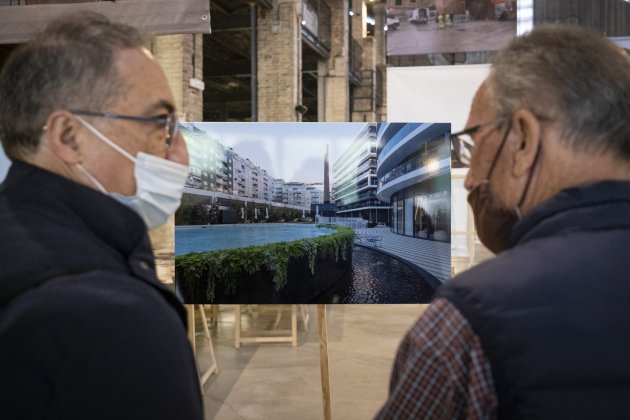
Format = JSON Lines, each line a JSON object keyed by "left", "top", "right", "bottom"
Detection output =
{"left": 376, "top": 123, "right": 451, "bottom": 242}
{"left": 332, "top": 123, "right": 390, "bottom": 222}
{"left": 181, "top": 124, "right": 233, "bottom": 194}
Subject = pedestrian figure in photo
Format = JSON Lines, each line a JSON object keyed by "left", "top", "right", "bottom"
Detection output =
{"left": 419, "top": 209, "right": 434, "bottom": 240}
{"left": 424, "top": 213, "right": 434, "bottom": 240}
{"left": 0, "top": 13, "right": 203, "bottom": 420}
{"left": 377, "top": 25, "right": 630, "bottom": 419}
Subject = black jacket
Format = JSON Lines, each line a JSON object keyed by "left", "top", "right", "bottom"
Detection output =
{"left": 438, "top": 181, "right": 630, "bottom": 419}
{"left": 0, "top": 161, "right": 203, "bottom": 419}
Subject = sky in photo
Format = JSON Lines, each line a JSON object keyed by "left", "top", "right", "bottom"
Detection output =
{"left": 189, "top": 122, "right": 367, "bottom": 184}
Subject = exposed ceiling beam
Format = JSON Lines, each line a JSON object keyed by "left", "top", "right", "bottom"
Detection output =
{"left": 303, "top": 86, "right": 317, "bottom": 98}
{"left": 211, "top": 0, "right": 272, "bottom": 15}
{"left": 210, "top": 14, "right": 250, "bottom": 32}
{"left": 204, "top": 79, "right": 244, "bottom": 94}
{"left": 205, "top": 63, "right": 251, "bottom": 77}
{"left": 209, "top": 1, "right": 231, "bottom": 15}
{"left": 223, "top": 109, "right": 251, "bottom": 119}
{"left": 302, "top": 30, "right": 330, "bottom": 59}
{"left": 302, "top": 71, "right": 319, "bottom": 80}
{"left": 208, "top": 35, "right": 250, "bottom": 60}
{"left": 257, "top": 0, "right": 273, "bottom": 10}
{"left": 205, "top": 90, "right": 252, "bottom": 102}
{"left": 302, "top": 57, "right": 318, "bottom": 72}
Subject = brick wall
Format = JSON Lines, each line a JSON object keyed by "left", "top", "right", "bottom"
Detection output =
{"left": 319, "top": 0, "right": 350, "bottom": 122}
{"left": 351, "top": 0, "right": 387, "bottom": 123}
{"left": 152, "top": 34, "right": 203, "bottom": 122}
{"left": 257, "top": 0, "right": 302, "bottom": 122}
{"left": 150, "top": 34, "right": 204, "bottom": 284}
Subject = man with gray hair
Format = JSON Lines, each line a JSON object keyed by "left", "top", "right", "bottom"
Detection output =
{"left": 0, "top": 13, "right": 203, "bottom": 419}
{"left": 378, "top": 25, "right": 630, "bottom": 419}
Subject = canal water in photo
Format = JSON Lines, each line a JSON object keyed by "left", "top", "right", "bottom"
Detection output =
{"left": 175, "top": 224, "right": 335, "bottom": 255}
{"left": 315, "top": 246, "right": 436, "bottom": 304}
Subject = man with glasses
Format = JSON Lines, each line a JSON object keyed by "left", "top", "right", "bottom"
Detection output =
{"left": 378, "top": 25, "right": 630, "bottom": 419}
{"left": 0, "top": 13, "right": 203, "bottom": 419}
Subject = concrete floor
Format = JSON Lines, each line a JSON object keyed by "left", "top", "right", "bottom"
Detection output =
{"left": 193, "top": 304, "right": 427, "bottom": 420}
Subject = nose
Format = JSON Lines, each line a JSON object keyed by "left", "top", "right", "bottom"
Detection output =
{"left": 464, "top": 168, "right": 474, "bottom": 191}
{"left": 167, "top": 130, "right": 189, "bottom": 166}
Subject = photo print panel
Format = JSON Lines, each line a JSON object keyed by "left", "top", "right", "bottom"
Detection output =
{"left": 175, "top": 122, "right": 452, "bottom": 304}
{"left": 385, "top": 0, "right": 517, "bottom": 66}
{"left": 386, "top": 63, "right": 492, "bottom": 279}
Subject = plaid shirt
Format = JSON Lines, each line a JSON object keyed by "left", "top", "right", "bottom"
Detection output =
{"left": 376, "top": 298, "right": 498, "bottom": 419}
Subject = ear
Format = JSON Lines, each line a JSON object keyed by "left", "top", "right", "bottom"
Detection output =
{"left": 44, "top": 110, "right": 84, "bottom": 164}
{"left": 509, "top": 109, "right": 541, "bottom": 177}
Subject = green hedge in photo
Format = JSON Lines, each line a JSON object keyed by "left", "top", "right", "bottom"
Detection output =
{"left": 175, "top": 225, "right": 355, "bottom": 302}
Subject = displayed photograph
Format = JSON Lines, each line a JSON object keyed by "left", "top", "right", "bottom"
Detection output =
{"left": 533, "top": 0, "right": 630, "bottom": 37}
{"left": 386, "top": 0, "right": 517, "bottom": 58}
{"left": 175, "top": 122, "right": 452, "bottom": 304}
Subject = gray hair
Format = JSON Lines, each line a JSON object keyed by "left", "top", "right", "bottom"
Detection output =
{"left": 488, "top": 25, "right": 630, "bottom": 159}
{"left": 0, "top": 12, "right": 146, "bottom": 160}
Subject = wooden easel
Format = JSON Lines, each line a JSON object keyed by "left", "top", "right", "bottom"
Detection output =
{"left": 234, "top": 304, "right": 299, "bottom": 347}
{"left": 186, "top": 305, "right": 219, "bottom": 391}
{"left": 187, "top": 303, "right": 331, "bottom": 419}
{"left": 318, "top": 304, "right": 331, "bottom": 420}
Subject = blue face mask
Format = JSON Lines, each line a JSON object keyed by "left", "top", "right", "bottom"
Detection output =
{"left": 75, "top": 115, "right": 189, "bottom": 230}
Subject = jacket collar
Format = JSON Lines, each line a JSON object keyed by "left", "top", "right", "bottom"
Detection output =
{"left": 511, "top": 180, "right": 630, "bottom": 247}
{"left": 0, "top": 161, "right": 189, "bottom": 328}
{"left": 2, "top": 160, "right": 147, "bottom": 257}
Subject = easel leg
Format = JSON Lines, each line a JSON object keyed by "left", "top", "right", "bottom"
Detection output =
{"left": 317, "top": 304, "right": 332, "bottom": 420}
{"left": 186, "top": 304, "right": 195, "bottom": 354}
{"left": 234, "top": 305, "right": 241, "bottom": 349}
{"left": 291, "top": 304, "right": 297, "bottom": 347}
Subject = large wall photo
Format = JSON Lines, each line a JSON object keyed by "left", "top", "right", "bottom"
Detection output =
{"left": 386, "top": 0, "right": 516, "bottom": 65}
{"left": 175, "top": 122, "right": 451, "bottom": 305}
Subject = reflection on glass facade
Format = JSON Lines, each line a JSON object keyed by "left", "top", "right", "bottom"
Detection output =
{"left": 377, "top": 123, "right": 451, "bottom": 242}
{"left": 390, "top": 175, "right": 450, "bottom": 241}
{"left": 181, "top": 124, "right": 232, "bottom": 194}
{"left": 333, "top": 123, "right": 390, "bottom": 222}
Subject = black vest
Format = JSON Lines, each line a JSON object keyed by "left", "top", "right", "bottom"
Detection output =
{"left": 438, "top": 181, "right": 630, "bottom": 420}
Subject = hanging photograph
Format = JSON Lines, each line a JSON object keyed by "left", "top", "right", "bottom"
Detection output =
{"left": 386, "top": 0, "right": 517, "bottom": 61}
{"left": 175, "top": 122, "right": 452, "bottom": 304}
{"left": 533, "top": 0, "right": 630, "bottom": 37}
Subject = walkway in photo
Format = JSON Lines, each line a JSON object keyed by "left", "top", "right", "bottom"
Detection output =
{"left": 353, "top": 227, "right": 451, "bottom": 284}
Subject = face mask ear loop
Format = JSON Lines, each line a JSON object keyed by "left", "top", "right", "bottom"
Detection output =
{"left": 77, "top": 163, "right": 108, "bottom": 194}
{"left": 515, "top": 137, "right": 542, "bottom": 219}
{"left": 74, "top": 115, "right": 137, "bottom": 163}
{"left": 485, "top": 120, "right": 512, "bottom": 182}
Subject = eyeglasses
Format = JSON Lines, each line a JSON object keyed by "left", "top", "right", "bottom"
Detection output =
{"left": 71, "top": 110, "right": 179, "bottom": 146}
{"left": 449, "top": 119, "right": 507, "bottom": 167}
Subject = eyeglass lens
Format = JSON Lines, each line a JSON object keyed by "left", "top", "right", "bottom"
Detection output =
{"left": 167, "top": 116, "right": 179, "bottom": 145}
{"left": 452, "top": 134, "right": 473, "bottom": 166}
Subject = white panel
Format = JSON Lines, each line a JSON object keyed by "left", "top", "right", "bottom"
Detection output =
{"left": 387, "top": 64, "right": 490, "bottom": 132}
{"left": 451, "top": 168, "right": 469, "bottom": 258}
{"left": 388, "top": 65, "right": 490, "bottom": 262}
{"left": 517, "top": 0, "right": 534, "bottom": 36}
